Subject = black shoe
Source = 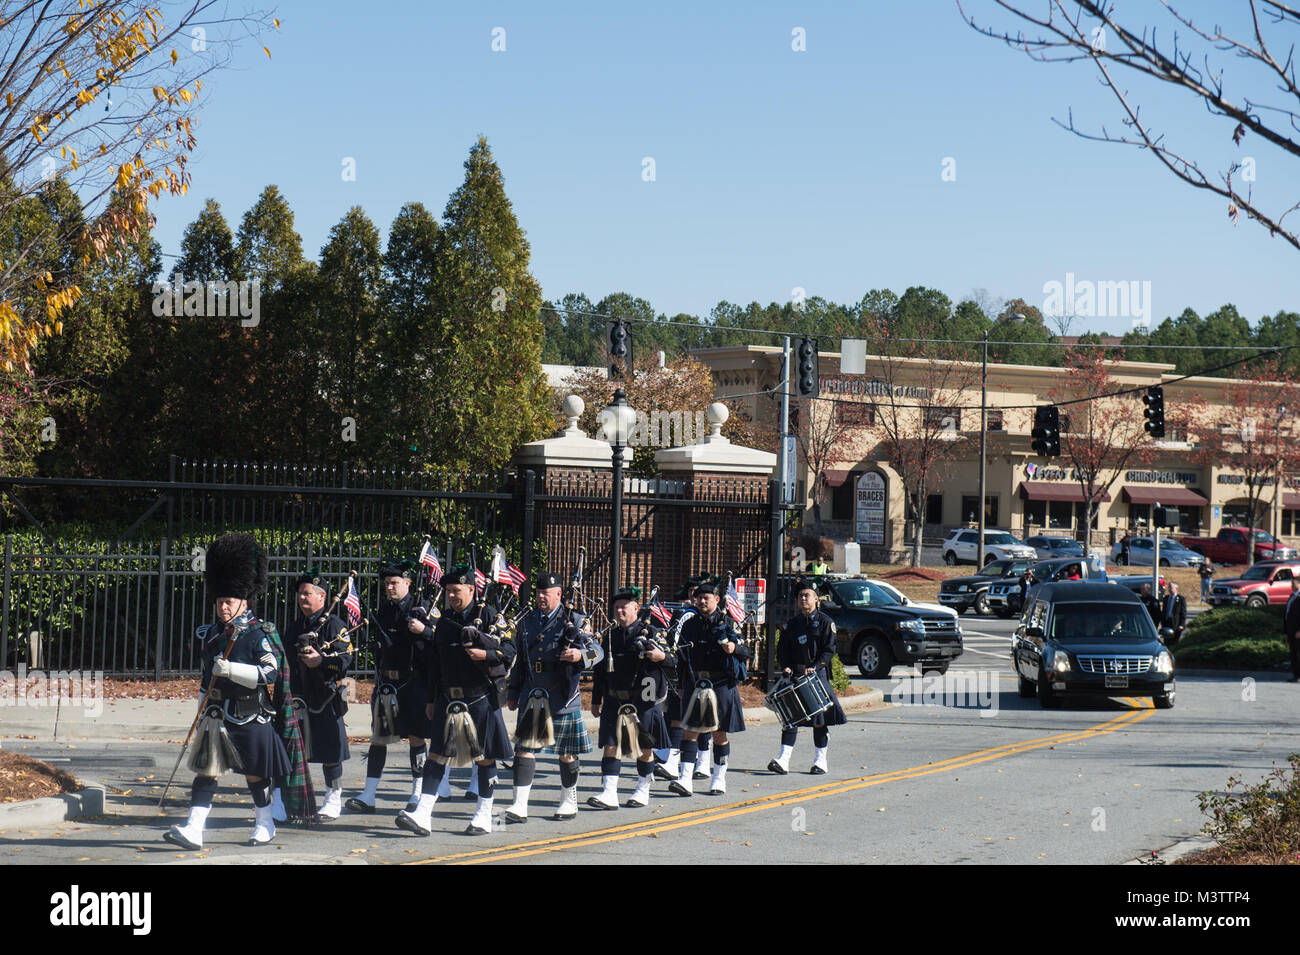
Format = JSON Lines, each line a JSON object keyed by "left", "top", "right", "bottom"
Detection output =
{"left": 404, "top": 800, "right": 419, "bottom": 812}
{"left": 667, "top": 780, "right": 692, "bottom": 797}
{"left": 625, "top": 797, "right": 649, "bottom": 808}
{"left": 345, "top": 797, "right": 376, "bottom": 813}
{"left": 163, "top": 827, "right": 201, "bottom": 851}
{"left": 767, "top": 759, "right": 788, "bottom": 775}
{"left": 504, "top": 810, "right": 528, "bottom": 824}
{"left": 708, "top": 788, "right": 724, "bottom": 795}
{"left": 463, "top": 790, "right": 478, "bottom": 800}
{"left": 653, "top": 764, "right": 677, "bottom": 781}
{"left": 587, "top": 796, "right": 618, "bottom": 810}
{"left": 809, "top": 765, "right": 827, "bottom": 775}
{"left": 395, "top": 811, "right": 431, "bottom": 836}
{"left": 465, "top": 823, "right": 490, "bottom": 835}
{"left": 693, "top": 768, "right": 709, "bottom": 780}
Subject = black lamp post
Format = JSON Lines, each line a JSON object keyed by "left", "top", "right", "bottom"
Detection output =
{"left": 602, "top": 387, "right": 636, "bottom": 610}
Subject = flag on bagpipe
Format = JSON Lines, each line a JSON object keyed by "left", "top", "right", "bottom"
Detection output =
{"left": 418, "top": 540, "right": 441, "bottom": 578}
{"left": 474, "top": 569, "right": 487, "bottom": 594}
{"left": 650, "top": 601, "right": 673, "bottom": 626}
{"left": 497, "top": 564, "right": 527, "bottom": 595}
{"left": 344, "top": 577, "right": 362, "bottom": 627}
{"left": 725, "top": 582, "right": 745, "bottom": 622}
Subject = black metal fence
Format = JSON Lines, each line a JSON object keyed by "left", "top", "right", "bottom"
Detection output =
{"left": 0, "top": 459, "right": 786, "bottom": 678}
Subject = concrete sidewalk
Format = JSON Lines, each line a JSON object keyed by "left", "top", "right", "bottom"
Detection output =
{"left": 0, "top": 687, "right": 884, "bottom": 742}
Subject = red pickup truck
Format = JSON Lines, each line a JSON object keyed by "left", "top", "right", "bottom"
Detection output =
{"left": 1178, "top": 527, "right": 1299, "bottom": 565}
{"left": 1206, "top": 561, "right": 1300, "bottom": 608}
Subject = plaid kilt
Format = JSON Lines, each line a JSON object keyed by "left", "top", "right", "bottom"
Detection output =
{"left": 548, "top": 708, "right": 593, "bottom": 756}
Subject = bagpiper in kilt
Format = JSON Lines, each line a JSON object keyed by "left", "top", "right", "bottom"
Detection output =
{"left": 282, "top": 567, "right": 352, "bottom": 820}
{"left": 768, "top": 578, "right": 846, "bottom": 776}
{"left": 164, "top": 532, "right": 312, "bottom": 850}
{"left": 669, "top": 578, "right": 749, "bottom": 797}
{"left": 504, "top": 571, "right": 604, "bottom": 823}
{"left": 588, "top": 586, "right": 674, "bottom": 810}
{"left": 396, "top": 565, "right": 517, "bottom": 837}
{"left": 347, "top": 558, "right": 438, "bottom": 815}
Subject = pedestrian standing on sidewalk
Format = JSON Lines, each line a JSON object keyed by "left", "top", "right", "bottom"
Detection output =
{"left": 1199, "top": 560, "right": 1214, "bottom": 603}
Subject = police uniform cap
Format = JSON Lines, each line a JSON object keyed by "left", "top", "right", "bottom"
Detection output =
{"left": 613, "top": 585, "right": 642, "bottom": 602}
{"left": 296, "top": 565, "right": 328, "bottom": 591}
{"left": 794, "top": 577, "right": 819, "bottom": 595}
{"left": 535, "top": 572, "right": 563, "bottom": 591}
{"left": 693, "top": 580, "right": 719, "bottom": 596}
{"left": 380, "top": 558, "right": 415, "bottom": 580}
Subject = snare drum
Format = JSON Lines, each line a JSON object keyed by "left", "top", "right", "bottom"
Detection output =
{"left": 764, "top": 671, "right": 833, "bottom": 730}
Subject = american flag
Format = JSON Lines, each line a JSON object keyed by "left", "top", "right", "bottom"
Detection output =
{"left": 498, "top": 563, "right": 527, "bottom": 595}
{"left": 650, "top": 601, "right": 672, "bottom": 626}
{"left": 418, "top": 540, "right": 441, "bottom": 578}
{"left": 474, "top": 569, "right": 487, "bottom": 594}
{"left": 343, "top": 577, "right": 362, "bottom": 627}
{"left": 725, "top": 582, "right": 745, "bottom": 623}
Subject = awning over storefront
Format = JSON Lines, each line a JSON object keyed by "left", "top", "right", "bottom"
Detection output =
{"left": 1121, "top": 486, "right": 1209, "bottom": 507}
{"left": 1018, "top": 482, "right": 1111, "bottom": 503}
{"left": 824, "top": 470, "right": 850, "bottom": 488}
{"left": 1285, "top": 492, "right": 1300, "bottom": 509}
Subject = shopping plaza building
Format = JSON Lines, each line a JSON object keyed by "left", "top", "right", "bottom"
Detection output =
{"left": 693, "top": 345, "right": 1300, "bottom": 552}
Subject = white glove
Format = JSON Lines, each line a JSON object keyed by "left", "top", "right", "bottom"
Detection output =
{"left": 212, "top": 657, "right": 232, "bottom": 679}
{"left": 225, "top": 661, "right": 261, "bottom": 689}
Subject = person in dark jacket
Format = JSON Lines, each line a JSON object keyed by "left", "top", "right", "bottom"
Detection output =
{"left": 1284, "top": 578, "right": 1300, "bottom": 682}
{"left": 768, "top": 578, "right": 846, "bottom": 775}
{"left": 1199, "top": 561, "right": 1215, "bottom": 603}
{"left": 1139, "top": 582, "right": 1163, "bottom": 628}
{"left": 1159, "top": 582, "right": 1187, "bottom": 646}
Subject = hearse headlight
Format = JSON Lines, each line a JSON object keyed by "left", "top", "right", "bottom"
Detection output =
{"left": 1051, "top": 650, "right": 1071, "bottom": 672}
{"left": 1154, "top": 650, "right": 1174, "bottom": 675}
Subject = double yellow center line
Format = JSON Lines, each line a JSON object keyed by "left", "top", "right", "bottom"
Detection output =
{"left": 406, "top": 705, "right": 1155, "bottom": 864}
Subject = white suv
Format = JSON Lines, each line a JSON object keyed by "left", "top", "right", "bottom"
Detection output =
{"left": 942, "top": 529, "right": 1038, "bottom": 566}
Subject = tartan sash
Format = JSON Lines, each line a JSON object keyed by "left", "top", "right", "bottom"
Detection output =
{"left": 264, "top": 621, "right": 318, "bottom": 826}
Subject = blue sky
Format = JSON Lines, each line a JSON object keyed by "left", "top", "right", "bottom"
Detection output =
{"left": 149, "top": 1, "right": 1298, "bottom": 335}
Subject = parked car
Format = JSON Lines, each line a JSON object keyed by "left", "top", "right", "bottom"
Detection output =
{"left": 938, "top": 559, "right": 1036, "bottom": 616}
{"left": 1012, "top": 582, "right": 1175, "bottom": 709}
{"left": 787, "top": 577, "right": 964, "bottom": 679}
{"left": 1177, "top": 527, "right": 1299, "bottom": 565}
{"left": 1025, "top": 535, "right": 1087, "bottom": 560}
{"left": 942, "top": 529, "right": 1038, "bottom": 566}
{"left": 987, "top": 557, "right": 1164, "bottom": 617}
{"left": 1111, "top": 536, "right": 1206, "bottom": 568}
{"left": 1206, "top": 561, "right": 1300, "bottom": 609}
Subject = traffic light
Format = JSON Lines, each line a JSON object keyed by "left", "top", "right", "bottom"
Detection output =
{"left": 1154, "top": 506, "right": 1180, "bottom": 528}
{"left": 1031, "top": 404, "right": 1060, "bottom": 457}
{"left": 796, "top": 336, "right": 818, "bottom": 398}
{"left": 1143, "top": 386, "right": 1165, "bottom": 438}
{"left": 606, "top": 319, "right": 631, "bottom": 379}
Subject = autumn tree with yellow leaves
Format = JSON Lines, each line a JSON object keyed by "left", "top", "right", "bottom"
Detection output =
{"left": 0, "top": 0, "right": 278, "bottom": 374}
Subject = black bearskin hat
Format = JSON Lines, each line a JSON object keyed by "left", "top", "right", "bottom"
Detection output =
{"left": 206, "top": 532, "right": 268, "bottom": 601}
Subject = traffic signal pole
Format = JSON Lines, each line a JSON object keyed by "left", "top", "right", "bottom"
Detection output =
{"left": 977, "top": 330, "right": 988, "bottom": 568}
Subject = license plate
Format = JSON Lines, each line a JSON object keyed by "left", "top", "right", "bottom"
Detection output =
{"left": 1104, "top": 675, "right": 1129, "bottom": 689}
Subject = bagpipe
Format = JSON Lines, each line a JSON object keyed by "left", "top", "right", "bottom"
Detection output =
{"left": 296, "top": 571, "right": 362, "bottom": 659}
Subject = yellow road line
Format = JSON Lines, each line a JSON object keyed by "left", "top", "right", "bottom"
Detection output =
{"left": 405, "top": 706, "right": 1155, "bottom": 865}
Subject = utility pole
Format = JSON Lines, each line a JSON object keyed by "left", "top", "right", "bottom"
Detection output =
{"left": 977, "top": 329, "right": 989, "bottom": 567}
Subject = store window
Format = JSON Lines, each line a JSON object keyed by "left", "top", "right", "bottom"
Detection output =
{"left": 924, "top": 407, "right": 962, "bottom": 431}
{"left": 1074, "top": 502, "right": 1100, "bottom": 530}
{"left": 960, "top": 495, "right": 999, "bottom": 526}
{"left": 1282, "top": 509, "right": 1299, "bottom": 536}
{"left": 1025, "top": 499, "right": 1047, "bottom": 527}
{"left": 986, "top": 409, "right": 1004, "bottom": 431}
{"left": 831, "top": 474, "right": 856, "bottom": 520}
{"left": 835, "top": 401, "right": 875, "bottom": 426}
{"left": 1048, "top": 500, "right": 1073, "bottom": 529}
{"left": 926, "top": 494, "right": 943, "bottom": 525}
{"left": 1129, "top": 503, "right": 1150, "bottom": 530}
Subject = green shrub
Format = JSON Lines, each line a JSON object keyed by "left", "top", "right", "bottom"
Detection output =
{"left": 830, "top": 654, "right": 850, "bottom": 694}
{"left": 1194, "top": 753, "right": 1300, "bottom": 863}
{"left": 1175, "top": 607, "right": 1289, "bottom": 669}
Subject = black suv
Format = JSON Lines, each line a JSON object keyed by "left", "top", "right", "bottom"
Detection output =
{"left": 1011, "top": 582, "right": 1175, "bottom": 709}
{"left": 775, "top": 577, "right": 963, "bottom": 679}
{"left": 938, "top": 558, "right": 1035, "bottom": 616}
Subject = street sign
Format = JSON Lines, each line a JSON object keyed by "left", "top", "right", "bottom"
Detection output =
{"left": 736, "top": 577, "right": 765, "bottom": 624}
{"left": 855, "top": 470, "right": 887, "bottom": 546}
{"left": 782, "top": 435, "right": 797, "bottom": 503}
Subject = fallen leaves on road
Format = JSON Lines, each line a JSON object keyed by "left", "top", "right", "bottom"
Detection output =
{"left": 0, "top": 749, "right": 79, "bottom": 803}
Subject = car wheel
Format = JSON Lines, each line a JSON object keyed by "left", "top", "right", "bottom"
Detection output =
{"left": 855, "top": 634, "right": 893, "bottom": 679}
{"left": 1153, "top": 691, "right": 1175, "bottom": 710}
{"left": 983, "top": 553, "right": 996, "bottom": 565}
{"left": 1246, "top": 595, "right": 1267, "bottom": 609}
{"left": 974, "top": 593, "right": 990, "bottom": 615}
{"left": 1018, "top": 674, "right": 1036, "bottom": 699}
{"left": 1037, "top": 671, "right": 1061, "bottom": 708}
{"left": 1158, "top": 557, "right": 1170, "bottom": 567}
{"left": 922, "top": 663, "right": 949, "bottom": 676}
{"left": 943, "top": 552, "right": 956, "bottom": 566}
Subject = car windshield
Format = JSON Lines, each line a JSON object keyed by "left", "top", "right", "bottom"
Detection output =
{"left": 1254, "top": 531, "right": 1277, "bottom": 543}
{"left": 831, "top": 580, "right": 902, "bottom": 608}
{"left": 1048, "top": 603, "right": 1155, "bottom": 641}
{"left": 982, "top": 561, "right": 1012, "bottom": 575}
{"left": 986, "top": 533, "right": 1017, "bottom": 545}
{"left": 1159, "top": 539, "right": 1189, "bottom": 551}
{"left": 1240, "top": 565, "right": 1276, "bottom": 581}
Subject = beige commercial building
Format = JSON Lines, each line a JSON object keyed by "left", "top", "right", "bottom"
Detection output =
{"left": 695, "top": 345, "right": 1300, "bottom": 555}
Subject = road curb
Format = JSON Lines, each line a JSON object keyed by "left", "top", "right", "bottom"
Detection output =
{"left": 1123, "top": 833, "right": 1215, "bottom": 865}
{"left": 0, "top": 780, "right": 106, "bottom": 829}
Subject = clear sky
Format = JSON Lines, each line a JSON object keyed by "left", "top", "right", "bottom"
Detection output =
{"left": 148, "top": 0, "right": 1298, "bottom": 336}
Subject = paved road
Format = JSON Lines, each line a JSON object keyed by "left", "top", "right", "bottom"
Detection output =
{"left": 3, "top": 610, "right": 1291, "bottom": 865}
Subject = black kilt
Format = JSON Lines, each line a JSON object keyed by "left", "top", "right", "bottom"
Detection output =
{"left": 664, "top": 686, "right": 682, "bottom": 723}
{"left": 597, "top": 700, "right": 670, "bottom": 750}
{"left": 304, "top": 708, "right": 351, "bottom": 763}
{"left": 679, "top": 671, "right": 745, "bottom": 734}
{"left": 372, "top": 676, "right": 432, "bottom": 740}
{"left": 225, "top": 718, "right": 291, "bottom": 780}
{"left": 429, "top": 691, "right": 513, "bottom": 762}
